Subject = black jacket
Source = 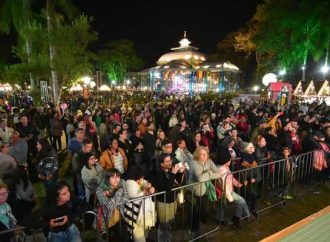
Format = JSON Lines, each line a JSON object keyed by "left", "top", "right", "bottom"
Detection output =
{"left": 155, "top": 169, "right": 184, "bottom": 203}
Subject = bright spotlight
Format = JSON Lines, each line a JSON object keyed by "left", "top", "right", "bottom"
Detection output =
{"left": 321, "top": 65, "right": 329, "bottom": 74}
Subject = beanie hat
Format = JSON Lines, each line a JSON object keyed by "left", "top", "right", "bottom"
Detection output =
{"left": 242, "top": 142, "right": 254, "bottom": 152}
{"left": 242, "top": 142, "right": 249, "bottom": 150}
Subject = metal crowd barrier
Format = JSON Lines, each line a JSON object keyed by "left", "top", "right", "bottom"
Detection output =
{"left": 121, "top": 180, "right": 221, "bottom": 242}
{"left": 0, "top": 226, "right": 45, "bottom": 242}
{"left": 291, "top": 150, "right": 326, "bottom": 200}
{"left": 221, "top": 157, "right": 295, "bottom": 220}
{"left": 293, "top": 151, "right": 314, "bottom": 181}
{"left": 86, "top": 150, "right": 325, "bottom": 242}
{"left": 2, "top": 151, "right": 326, "bottom": 242}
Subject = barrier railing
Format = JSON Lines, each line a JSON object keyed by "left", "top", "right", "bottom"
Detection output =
{"left": 119, "top": 180, "right": 221, "bottom": 242}
{"left": 221, "top": 157, "right": 295, "bottom": 222}
{"left": 294, "top": 151, "right": 314, "bottom": 181}
{"left": 291, "top": 150, "right": 325, "bottom": 200}
{"left": 1, "top": 150, "right": 327, "bottom": 242}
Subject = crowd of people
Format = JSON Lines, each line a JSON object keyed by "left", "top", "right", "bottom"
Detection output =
{"left": 0, "top": 90, "right": 329, "bottom": 241}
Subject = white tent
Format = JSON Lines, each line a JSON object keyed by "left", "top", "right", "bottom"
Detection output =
{"left": 99, "top": 84, "right": 111, "bottom": 91}
{"left": 69, "top": 84, "right": 83, "bottom": 92}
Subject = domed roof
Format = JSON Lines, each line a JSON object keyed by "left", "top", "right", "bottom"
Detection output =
{"left": 157, "top": 50, "right": 206, "bottom": 65}
{"left": 157, "top": 31, "right": 206, "bottom": 65}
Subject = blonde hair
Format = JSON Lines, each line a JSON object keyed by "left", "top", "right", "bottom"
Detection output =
{"left": 193, "top": 146, "right": 209, "bottom": 161}
{"left": 0, "top": 183, "right": 8, "bottom": 190}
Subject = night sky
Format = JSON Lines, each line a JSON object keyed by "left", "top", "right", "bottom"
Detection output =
{"left": 1, "top": 0, "right": 260, "bottom": 68}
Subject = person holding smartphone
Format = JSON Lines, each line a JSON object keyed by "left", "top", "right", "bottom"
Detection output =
{"left": 81, "top": 152, "right": 103, "bottom": 203}
{"left": 21, "top": 181, "right": 88, "bottom": 242}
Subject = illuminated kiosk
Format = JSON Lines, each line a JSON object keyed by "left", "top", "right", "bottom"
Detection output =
{"left": 267, "top": 82, "right": 293, "bottom": 105}
{"left": 149, "top": 32, "right": 241, "bottom": 93}
{"left": 293, "top": 80, "right": 330, "bottom": 103}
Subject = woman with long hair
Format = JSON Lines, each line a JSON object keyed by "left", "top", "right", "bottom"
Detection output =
{"left": 96, "top": 168, "right": 130, "bottom": 241}
{"left": 21, "top": 181, "right": 88, "bottom": 242}
{"left": 99, "top": 138, "right": 128, "bottom": 175}
{"left": 154, "top": 129, "right": 166, "bottom": 157}
{"left": 188, "top": 146, "right": 220, "bottom": 238}
{"left": 188, "top": 132, "right": 204, "bottom": 154}
{"left": 81, "top": 152, "right": 103, "bottom": 203}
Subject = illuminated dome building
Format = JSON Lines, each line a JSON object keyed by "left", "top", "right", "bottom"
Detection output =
{"left": 148, "top": 32, "right": 241, "bottom": 93}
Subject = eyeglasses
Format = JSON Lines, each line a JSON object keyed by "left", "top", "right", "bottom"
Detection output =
{"left": 165, "top": 145, "right": 172, "bottom": 148}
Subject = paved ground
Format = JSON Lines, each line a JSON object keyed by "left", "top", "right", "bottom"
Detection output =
{"left": 207, "top": 182, "right": 330, "bottom": 242}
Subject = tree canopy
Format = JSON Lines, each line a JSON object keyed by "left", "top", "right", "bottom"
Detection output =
{"left": 232, "top": 0, "right": 330, "bottom": 81}
{"left": 97, "top": 39, "right": 144, "bottom": 84}
{"left": 2, "top": 15, "right": 97, "bottom": 93}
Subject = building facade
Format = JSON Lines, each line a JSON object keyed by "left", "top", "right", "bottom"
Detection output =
{"left": 129, "top": 32, "right": 241, "bottom": 93}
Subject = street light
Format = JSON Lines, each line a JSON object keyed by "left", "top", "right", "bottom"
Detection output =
{"left": 89, "top": 81, "right": 96, "bottom": 88}
{"left": 82, "top": 76, "right": 91, "bottom": 85}
{"left": 321, "top": 65, "right": 329, "bottom": 80}
{"left": 253, "top": 85, "right": 259, "bottom": 93}
{"left": 278, "top": 69, "right": 286, "bottom": 76}
{"left": 321, "top": 65, "right": 329, "bottom": 74}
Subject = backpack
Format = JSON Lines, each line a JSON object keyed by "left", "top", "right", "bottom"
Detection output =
{"left": 37, "top": 157, "right": 58, "bottom": 176}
